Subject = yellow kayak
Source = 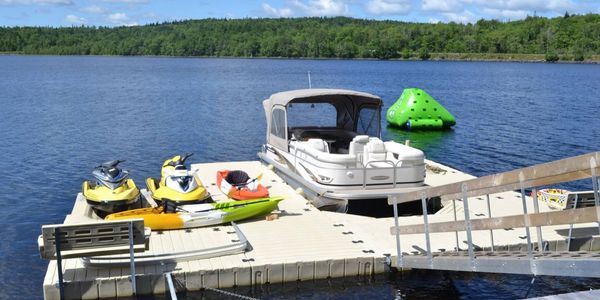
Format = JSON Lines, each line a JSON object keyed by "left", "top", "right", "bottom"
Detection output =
{"left": 105, "top": 196, "right": 284, "bottom": 230}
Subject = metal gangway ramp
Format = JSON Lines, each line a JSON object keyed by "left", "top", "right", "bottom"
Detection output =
{"left": 388, "top": 151, "right": 600, "bottom": 278}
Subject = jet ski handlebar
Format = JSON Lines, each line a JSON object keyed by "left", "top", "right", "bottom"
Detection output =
{"left": 181, "top": 153, "right": 193, "bottom": 163}
{"left": 167, "top": 153, "right": 194, "bottom": 167}
{"left": 98, "top": 160, "right": 125, "bottom": 169}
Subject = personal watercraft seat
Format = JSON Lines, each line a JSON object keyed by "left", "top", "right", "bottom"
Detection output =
{"left": 106, "top": 167, "right": 120, "bottom": 178}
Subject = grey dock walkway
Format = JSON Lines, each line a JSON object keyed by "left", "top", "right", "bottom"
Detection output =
{"left": 41, "top": 158, "right": 600, "bottom": 299}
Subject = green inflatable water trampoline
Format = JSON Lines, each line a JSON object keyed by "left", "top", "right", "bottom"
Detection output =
{"left": 386, "top": 88, "right": 456, "bottom": 130}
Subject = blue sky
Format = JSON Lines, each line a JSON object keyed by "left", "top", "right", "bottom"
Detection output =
{"left": 1, "top": 0, "right": 599, "bottom": 27}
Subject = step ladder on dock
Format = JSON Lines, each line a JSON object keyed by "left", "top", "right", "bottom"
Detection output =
{"left": 388, "top": 151, "right": 600, "bottom": 277}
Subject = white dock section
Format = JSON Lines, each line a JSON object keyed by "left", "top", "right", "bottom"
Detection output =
{"left": 42, "top": 160, "right": 596, "bottom": 299}
{"left": 529, "top": 289, "right": 600, "bottom": 300}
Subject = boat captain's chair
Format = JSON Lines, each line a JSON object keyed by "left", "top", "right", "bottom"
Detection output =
{"left": 306, "top": 138, "right": 329, "bottom": 153}
{"left": 363, "top": 138, "right": 387, "bottom": 165}
{"left": 349, "top": 135, "right": 370, "bottom": 157}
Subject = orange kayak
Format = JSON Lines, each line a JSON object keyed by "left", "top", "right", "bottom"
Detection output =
{"left": 216, "top": 170, "right": 269, "bottom": 200}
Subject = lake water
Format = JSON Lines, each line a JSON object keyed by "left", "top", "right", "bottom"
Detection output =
{"left": 1, "top": 55, "right": 600, "bottom": 299}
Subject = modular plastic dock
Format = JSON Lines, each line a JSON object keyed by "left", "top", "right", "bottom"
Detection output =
{"left": 41, "top": 159, "right": 600, "bottom": 299}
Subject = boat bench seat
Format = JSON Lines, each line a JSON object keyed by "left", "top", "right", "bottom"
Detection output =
{"left": 363, "top": 138, "right": 389, "bottom": 166}
{"left": 291, "top": 140, "right": 358, "bottom": 164}
{"left": 349, "top": 135, "right": 370, "bottom": 156}
{"left": 305, "top": 138, "right": 329, "bottom": 153}
{"left": 290, "top": 127, "right": 357, "bottom": 142}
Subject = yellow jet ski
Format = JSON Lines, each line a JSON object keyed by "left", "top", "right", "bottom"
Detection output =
{"left": 146, "top": 153, "right": 210, "bottom": 204}
{"left": 82, "top": 160, "right": 140, "bottom": 214}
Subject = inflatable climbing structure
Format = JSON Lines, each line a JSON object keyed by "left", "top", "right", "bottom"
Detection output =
{"left": 386, "top": 88, "right": 456, "bottom": 130}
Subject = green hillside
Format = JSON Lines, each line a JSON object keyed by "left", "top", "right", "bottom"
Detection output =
{"left": 1, "top": 15, "right": 599, "bottom": 61}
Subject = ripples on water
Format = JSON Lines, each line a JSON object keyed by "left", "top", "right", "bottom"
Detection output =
{"left": 1, "top": 56, "right": 599, "bottom": 299}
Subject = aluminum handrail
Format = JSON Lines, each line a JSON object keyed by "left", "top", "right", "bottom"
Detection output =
{"left": 388, "top": 151, "right": 600, "bottom": 278}
{"left": 388, "top": 151, "right": 600, "bottom": 205}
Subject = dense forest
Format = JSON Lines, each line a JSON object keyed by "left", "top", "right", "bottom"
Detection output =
{"left": 1, "top": 14, "right": 599, "bottom": 61}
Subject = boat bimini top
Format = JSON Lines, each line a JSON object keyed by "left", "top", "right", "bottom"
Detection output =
{"left": 263, "top": 89, "right": 383, "bottom": 153}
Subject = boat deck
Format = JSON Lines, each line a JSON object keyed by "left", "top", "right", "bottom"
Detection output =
{"left": 41, "top": 160, "right": 599, "bottom": 299}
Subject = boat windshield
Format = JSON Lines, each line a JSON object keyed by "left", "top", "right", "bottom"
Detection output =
{"left": 356, "top": 106, "right": 380, "bottom": 136}
{"left": 287, "top": 103, "right": 336, "bottom": 128}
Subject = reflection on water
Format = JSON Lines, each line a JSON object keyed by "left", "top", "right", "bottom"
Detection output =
{"left": 385, "top": 125, "right": 455, "bottom": 149}
{"left": 384, "top": 125, "right": 456, "bottom": 159}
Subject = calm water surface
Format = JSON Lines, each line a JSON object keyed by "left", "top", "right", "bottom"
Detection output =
{"left": 1, "top": 56, "right": 599, "bottom": 299}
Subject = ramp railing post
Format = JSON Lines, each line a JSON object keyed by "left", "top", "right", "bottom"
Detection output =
{"left": 485, "top": 194, "right": 495, "bottom": 252}
{"left": 591, "top": 158, "right": 600, "bottom": 236}
{"left": 453, "top": 199, "right": 459, "bottom": 251}
{"left": 531, "top": 188, "right": 543, "bottom": 252}
{"left": 462, "top": 183, "right": 475, "bottom": 270}
{"left": 128, "top": 221, "right": 137, "bottom": 296}
{"left": 567, "top": 194, "right": 579, "bottom": 251}
{"left": 165, "top": 272, "right": 178, "bottom": 299}
{"left": 519, "top": 173, "right": 534, "bottom": 274}
{"left": 392, "top": 197, "right": 403, "bottom": 268}
{"left": 54, "top": 228, "right": 65, "bottom": 300}
{"left": 420, "top": 193, "right": 433, "bottom": 268}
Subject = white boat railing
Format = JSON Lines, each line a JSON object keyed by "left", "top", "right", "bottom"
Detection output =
{"left": 288, "top": 144, "right": 413, "bottom": 189}
{"left": 264, "top": 143, "right": 423, "bottom": 190}
{"left": 362, "top": 160, "right": 397, "bottom": 188}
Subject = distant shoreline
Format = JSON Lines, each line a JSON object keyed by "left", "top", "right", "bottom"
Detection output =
{"left": 2, "top": 16, "right": 599, "bottom": 63}
{"left": 1, "top": 52, "right": 599, "bottom": 64}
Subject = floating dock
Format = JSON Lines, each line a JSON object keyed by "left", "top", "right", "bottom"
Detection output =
{"left": 41, "top": 159, "right": 600, "bottom": 299}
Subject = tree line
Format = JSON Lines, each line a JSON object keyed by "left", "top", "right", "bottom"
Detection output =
{"left": 1, "top": 14, "right": 599, "bottom": 61}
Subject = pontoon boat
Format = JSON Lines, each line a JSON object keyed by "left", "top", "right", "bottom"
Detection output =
{"left": 258, "top": 89, "right": 428, "bottom": 216}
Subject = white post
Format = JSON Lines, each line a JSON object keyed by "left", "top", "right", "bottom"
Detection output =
{"left": 462, "top": 184, "right": 475, "bottom": 270}
{"left": 392, "top": 197, "right": 403, "bottom": 268}
{"left": 128, "top": 221, "right": 137, "bottom": 295}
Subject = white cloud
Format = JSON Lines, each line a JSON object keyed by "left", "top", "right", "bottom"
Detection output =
{"left": 80, "top": 5, "right": 108, "bottom": 14}
{"left": 422, "top": 0, "right": 463, "bottom": 12}
{"left": 423, "top": 0, "right": 581, "bottom": 22}
{"left": 65, "top": 14, "right": 86, "bottom": 24}
{"left": 262, "top": 3, "right": 294, "bottom": 17}
{"left": 442, "top": 9, "right": 477, "bottom": 23}
{"left": 0, "top": 0, "right": 71, "bottom": 5}
{"left": 468, "top": 0, "right": 576, "bottom": 13}
{"left": 102, "top": 0, "right": 148, "bottom": 3}
{"left": 366, "top": 0, "right": 411, "bottom": 15}
{"left": 290, "top": 0, "right": 350, "bottom": 16}
{"left": 108, "top": 12, "right": 127, "bottom": 22}
{"left": 107, "top": 12, "right": 136, "bottom": 25}
{"left": 482, "top": 8, "right": 528, "bottom": 19}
